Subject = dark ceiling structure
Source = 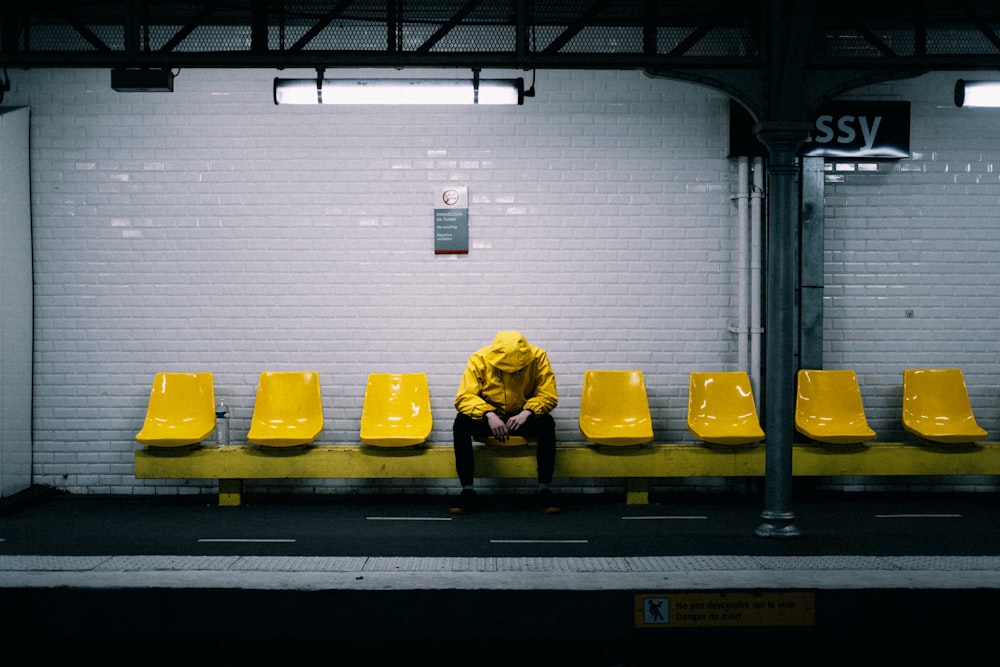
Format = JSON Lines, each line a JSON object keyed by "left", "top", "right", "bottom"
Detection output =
{"left": 1, "top": 1, "right": 999, "bottom": 69}
{"left": 2, "top": 1, "right": 1000, "bottom": 116}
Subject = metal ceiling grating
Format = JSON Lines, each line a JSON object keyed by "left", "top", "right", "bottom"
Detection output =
{"left": 1, "top": 1, "right": 999, "bottom": 69}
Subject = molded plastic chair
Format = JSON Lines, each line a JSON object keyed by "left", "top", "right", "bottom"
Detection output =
{"left": 360, "top": 373, "right": 433, "bottom": 447}
{"left": 902, "top": 368, "right": 988, "bottom": 444}
{"left": 135, "top": 372, "right": 216, "bottom": 447}
{"left": 246, "top": 371, "right": 324, "bottom": 447}
{"left": 795, "top": 369, "right": 876, "bottom": 444}
{"left": 578, "top": 370, "right": 654, "bottom": 446}
{"left": 687, "top": 371, "right": 765, "bottom": 445}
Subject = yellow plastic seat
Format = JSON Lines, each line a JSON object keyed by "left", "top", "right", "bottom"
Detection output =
{"left": 687, "top": 371, "right": 764, "bottom": 445}
{"left": 135, "top": 372, "right": 216, "bottom": 448}
{"left": 246, "top": 371, "right": 324, "bottom": 447}
{"left": 902, "top": 368, "right": 988, "bottom": 444}
{"left": 795, "top": 369, "right": 876, "bottom": 444}
{"left": 578, "top": 370, "right": 654, "bottom": 446}
{"left": 360, "top": 373, "right": 433, "bottom": 447}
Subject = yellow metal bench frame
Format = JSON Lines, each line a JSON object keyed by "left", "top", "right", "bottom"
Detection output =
{"left": 135, "top": 441, "right": 1000, "bottom": 506}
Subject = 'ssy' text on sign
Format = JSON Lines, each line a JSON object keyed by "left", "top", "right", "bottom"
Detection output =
{"left": 799, "top": 101, "right": 910, "bottom": 158}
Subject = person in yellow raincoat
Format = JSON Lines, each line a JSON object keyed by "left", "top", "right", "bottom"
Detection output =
{"left": 451, "top": 331, "right": 559, "bottom": 514}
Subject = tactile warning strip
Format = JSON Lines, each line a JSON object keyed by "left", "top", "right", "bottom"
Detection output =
{"left": 3, "top": 554, "right": 1000, "bottom": 574}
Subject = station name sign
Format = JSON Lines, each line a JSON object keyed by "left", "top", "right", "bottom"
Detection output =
{"left": 798, "top": 101, "right": 910, "bottom": 158}
{"left": 729, "top": 100, "right": 911, "bottom": 159}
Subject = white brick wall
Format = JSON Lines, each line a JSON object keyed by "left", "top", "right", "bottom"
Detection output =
{"left": 15, "top": 68, "right": 740, "bottom": 495}
{"left": 8, "top": 67, "right": 1000, "bottom": 496}
{"left": 824, "top": 71, "right": 1000, "bottom": 451}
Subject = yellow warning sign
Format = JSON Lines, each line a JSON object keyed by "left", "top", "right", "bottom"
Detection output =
{"left": 634, "top": 591, "right": 815, "bottom": 628}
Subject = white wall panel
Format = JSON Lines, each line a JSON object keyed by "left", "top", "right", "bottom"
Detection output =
{"left": 5, "top": 67, "right": 998, "bottom": 496}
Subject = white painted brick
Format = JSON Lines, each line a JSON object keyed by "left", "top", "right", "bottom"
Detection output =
{"left": 6, "top": 67, "right": 999, "bottom": 496}
{"left": 822, "top": 72, "right": 1000, "bottom": 447}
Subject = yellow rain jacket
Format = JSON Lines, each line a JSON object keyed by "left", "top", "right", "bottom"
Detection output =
{"left": 455, "top": 331, "right": 558, "bottom": 420}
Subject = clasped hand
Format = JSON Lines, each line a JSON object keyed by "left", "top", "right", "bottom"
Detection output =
{"left": 485, "top": 410, "right": 532, "bottom": 442}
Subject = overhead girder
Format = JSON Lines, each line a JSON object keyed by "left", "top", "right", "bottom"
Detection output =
{"left": 3, "top": 1, "right": 999, "bottom": 125}
{"left": 1, "top": 1, "right": 998, "bottom": 72}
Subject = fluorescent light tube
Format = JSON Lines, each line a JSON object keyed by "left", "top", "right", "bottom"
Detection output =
{"left": 274, "top": 77, "right": 524, "bottom": 105}
{"left": 955, "top": 79, "right": 1000, "bottom": 108}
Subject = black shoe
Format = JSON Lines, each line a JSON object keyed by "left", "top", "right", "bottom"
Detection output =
{"left": 449, "top": 489, "right": 478, "bottom": 515}
{"left": 536, "top": 488, "right": 560, "bottom": 514}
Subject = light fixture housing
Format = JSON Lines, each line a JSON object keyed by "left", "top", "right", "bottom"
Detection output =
{"left": 111, "top": 68, "right": 174, "bottom": 92}
{"left": 954, "top": 79, "right": 1000, "bottom": 107}
{"left": 274, "top": 75, "right": 525, "bottom": 105}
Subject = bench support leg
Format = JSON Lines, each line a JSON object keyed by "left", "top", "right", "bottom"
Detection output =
{"left": 625, "top": 478, "right": 649, "bottom": 505}
{"left": 218, "top": 479, "right": 243, "bottom": 506}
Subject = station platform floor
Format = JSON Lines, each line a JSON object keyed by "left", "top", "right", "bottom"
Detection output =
{"left": 1, "top": 486, "right": 998, "bottom": 663}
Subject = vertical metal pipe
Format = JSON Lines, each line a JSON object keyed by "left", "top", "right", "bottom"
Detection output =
{"left": 750, "top": 156, "right": 764, "bottom": 401}
{"left": 388, "top": 0, "right": 401, "bottom": 53}
{"left": 737, "top": 156, "right": 750, "bottom": 372}
{"left": 250, "top": 0, "right": 269, "bottom": 54}
{"left": 799, "top": 157, "right": 826, "bottom": 371}
{"left": 516, "top": 0, "right": 528, "bottom": 58}
{"left": 124, "top": 0, "right": 138, "bottom": 60}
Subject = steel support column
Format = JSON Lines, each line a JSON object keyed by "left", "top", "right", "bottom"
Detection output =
{"left": 754, "top": 122, "right": 810, "bottom": 539}
{"left": 799, "top": 157, "right": 826, "bottom": 371}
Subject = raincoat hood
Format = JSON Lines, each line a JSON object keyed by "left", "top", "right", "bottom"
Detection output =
{"left": 485, "top": 331, "right": 533, "bottom": 373}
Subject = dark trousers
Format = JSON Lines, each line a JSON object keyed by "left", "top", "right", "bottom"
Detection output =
{"left": 452, "top": 412, "right": 556, "bottom": 487}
